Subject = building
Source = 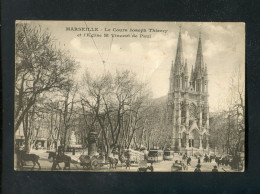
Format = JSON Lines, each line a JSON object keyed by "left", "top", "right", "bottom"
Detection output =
{"left": 15, "top": 126, "right": 48, "bottom": 149}
{"left": 167, "top": 27, "right": 210, "bottom": 154}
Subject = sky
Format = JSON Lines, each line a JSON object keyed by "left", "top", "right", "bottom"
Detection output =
{"left": 17, "top": 21, "right": 245, "bottom": 112}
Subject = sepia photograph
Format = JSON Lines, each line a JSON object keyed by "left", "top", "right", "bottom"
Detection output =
{"left": 14, "top": 21, "right": 245, "bottom": 172}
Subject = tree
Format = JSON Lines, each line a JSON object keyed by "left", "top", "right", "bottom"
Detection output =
{"left": 15, "top": 23, "right": 77, "bottom": 151}
{"left": 80, "top": 70, "right": 150, "bottom": 156}
{"left": 209, "top": 64, "right": 245, "bottom": 156}
{"left": 60, "top": 84, "right": 78, "bottom": 147}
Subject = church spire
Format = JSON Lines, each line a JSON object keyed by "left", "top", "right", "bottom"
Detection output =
{"left": 184, "top": 59, "right": 188, "bottom": 76}
{"left": 204, "top": 63, "right": 208, "bottom": 79}
{"left": 194, "top": 32, "right": 204, "bottom": 74}
{"left": 174, "top": 25, "right": 184, "bottom": 73}
{"left": 170, "top": 60, "right": 174, "bottom": 78}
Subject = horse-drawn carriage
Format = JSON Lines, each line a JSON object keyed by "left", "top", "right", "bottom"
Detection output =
{"left": 48, "top": 146, "right": 72, "bottom": 170}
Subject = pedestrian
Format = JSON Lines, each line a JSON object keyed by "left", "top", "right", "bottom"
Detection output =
{"left": 150, "top": 162, "right": 154, "bottom": 172}
{"left": 212, "top": 165, "right": 218, "bottom": 172}
{"left": 187, "top": 157, "right": 191, "bottom": 166}
{"left": 125, "top": 158, "right": 131, "bottom": 169}
{"left": 194, "top": 164, "right": 201, "bottom": 172}
{"left": 210, "top": 156, "right": 212, "bottom": 163}
{"left": 198, "top": 157, "right": 200, "bottom": 164}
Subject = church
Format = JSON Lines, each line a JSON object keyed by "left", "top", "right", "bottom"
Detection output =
{"left": 167, "top": 27, "right": 210, "bottom": 155}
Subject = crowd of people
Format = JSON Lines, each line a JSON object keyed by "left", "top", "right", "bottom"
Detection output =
{"left": 177, "top": 152, "right": 242, "bottom": 172}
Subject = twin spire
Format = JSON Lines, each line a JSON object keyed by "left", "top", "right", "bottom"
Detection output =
{"left": 171, "top": 26, "right": 207, "bottom": 82}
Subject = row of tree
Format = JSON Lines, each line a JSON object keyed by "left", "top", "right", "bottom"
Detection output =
{"left": 15, "top": 23, "right": 170, "bottom": 155}
{"left": 209, "top": 66, "right": 245, "bottom": 156}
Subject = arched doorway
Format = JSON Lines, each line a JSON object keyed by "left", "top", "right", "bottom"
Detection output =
{"left": 181, "top": 132, "right": 187, "bottom": 148}
{"left": 189, "top": 129, "right": 200, "bottom": 149}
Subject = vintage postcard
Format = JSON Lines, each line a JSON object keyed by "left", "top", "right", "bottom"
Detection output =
{"left": 14, "top": 21, "right": 245, "bottom": 172}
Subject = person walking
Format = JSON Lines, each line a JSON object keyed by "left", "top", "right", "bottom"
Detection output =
{"left": 212, "top": 165, "right": 218, "bottom": 172}
{"left": 194, "top": 164, "right": 201, "bottom": 172}
{"left": 187, "top": 157, "right": 191, "bottom": 166}
{"left": 125, "top": 158, "right": 131, "bottom": 169}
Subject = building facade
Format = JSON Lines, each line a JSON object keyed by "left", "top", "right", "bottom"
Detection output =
{"left": 167, "top": 28, "right": 210, "bottom": 154}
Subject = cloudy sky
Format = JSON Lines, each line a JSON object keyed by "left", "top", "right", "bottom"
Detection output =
{"left": 17, "top": 21, "right": 245, "bottom": 112}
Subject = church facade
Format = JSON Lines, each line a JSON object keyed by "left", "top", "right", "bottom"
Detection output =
{"left": 167, "top": 28, "right": 210, "bottom": 154}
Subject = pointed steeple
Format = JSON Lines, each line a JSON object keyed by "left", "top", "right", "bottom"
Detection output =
{"left": 197, "top": 68, "right": 202, "bottom": 79}
{"left": 195, "top": 32, "right": 204, "bottom": 75}
{"left": 184, "top": 59, "right": 188, "bottom": 76}
{"left": 174, "top": 25, "right": 184, "bottom": 72}
{"left": 170, "top": 60, "right": 174, "bottom": 78}
{"left": 204, "top": 63, "right": 208, "bottom": 79}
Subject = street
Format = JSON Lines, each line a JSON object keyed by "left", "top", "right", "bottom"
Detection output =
{"left": 18, "top": 150, "right": 235, "bottom": 172}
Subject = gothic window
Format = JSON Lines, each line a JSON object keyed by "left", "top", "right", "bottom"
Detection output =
{"left": 197, "top": 81, "right": 201, "bottom": 92}
{"left": 167, "top": 104, "right": 173, "bottom": 122}
{"left": 202, "top": 107, "right": 207, "bottom": 125}
{"left": 182, "top": 74, "right": 185, "bottom": 89}
{"left": 189, "top": 103, "right": 197, "bottom": 120}
{"left": 181, "top": 133, "right": 186, "bottom": 147}
{"left": 204, "top": 81, "right": 207, "bottom": 92}
{"left": 181, "top": 102, "right": 186, "bottom": 124}
{"left": 202, "top": 78, "right": 204, "bottom": 92}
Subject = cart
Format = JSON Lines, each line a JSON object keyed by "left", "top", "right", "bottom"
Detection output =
{"left": 79, "top": 154, "right": 106, "bottom": 170}
{"left": 137, "top": 160, "right": 154, "bottom": 172}
{"left": 171, "top": 162, "right": 182, "bottom": 172}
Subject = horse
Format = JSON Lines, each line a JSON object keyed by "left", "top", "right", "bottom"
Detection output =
{"left": 48, "top": 152, "right": 71, "bottom": 170}
{"left": 215, "top": 157, "right": 221, "bottom": 166}
{"left": 118, "top": 153, "right": 126, "bottom": 167}
{"left": 216, "top": 156, "right": 229, "bottom": 167}
{"left": 209, "top": 155, "right": 215, "bottom": 163}
{"left": 204, "top": 155, "right": 209, "bottom": 163}
{"left": 107, "top": 156, "right": 118, "bottom": 169}
{"left": 17, "top": 150, "right": 41, "bottom": 170}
